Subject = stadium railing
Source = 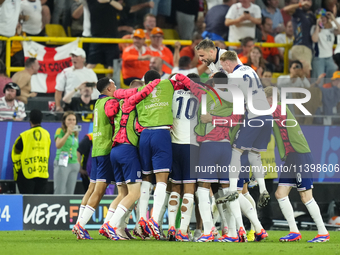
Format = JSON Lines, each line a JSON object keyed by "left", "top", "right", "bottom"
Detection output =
{"left": 0, "top": 35, "right": 293, "bottom": 77}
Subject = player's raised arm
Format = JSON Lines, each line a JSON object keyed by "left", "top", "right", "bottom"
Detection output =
{"left": 114, "top": 87, "right": 138, "bottom": 99}
{"left": 126, "top": 79, "right": 161, "bottom": 106}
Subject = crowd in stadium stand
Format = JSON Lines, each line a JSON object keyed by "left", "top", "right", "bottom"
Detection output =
{"left": 0, "top": 0, "right": 340, "bottom": 125}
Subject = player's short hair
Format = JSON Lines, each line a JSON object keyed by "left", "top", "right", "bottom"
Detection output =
{"left": 144, "top": 70, "right": 161, "bottom": 84}
{"left": 264, "top": 86, "right": 280, "bottom": 101}
{"left": 179, "top": 56, "right": 191, "bottom": 69}
{"left": 220, "top": 51, "right": 238, "bottom": 62}
{"left": 144, "top": 13, "right": 156, "bottom": 22}
{"left": 213, "top": 72, "right": 228, "bottom": 85}
{"left": 25, "top": 58, "right": 37, "bottom": 68}
{"left": 30, "top": 109, "right": 43, "bottom": 125}
{"left": 97, "top": 77, "right": 111, "bottom": 93}
{"left": 195, "top": 39, "right": 215, "bottom": 51}
{"left": 130, "top": 79, "right": 144, "bottom": 88}
{"left": 240, "top": 37, "right": 255, "bottom": 47}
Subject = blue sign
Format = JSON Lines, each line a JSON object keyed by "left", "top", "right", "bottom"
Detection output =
{"left": 0, "top": 195, "right": 23, "bottom": 230}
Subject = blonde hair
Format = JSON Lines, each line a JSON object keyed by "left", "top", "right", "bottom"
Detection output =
{"left": 264, "top": 86, "right": 280, "bottom": 102}
{"left": 220, "top": 51, "right": 238, "bottom": 62}
{"left": 129, "top": 79, "right": 144, "bottom": 88}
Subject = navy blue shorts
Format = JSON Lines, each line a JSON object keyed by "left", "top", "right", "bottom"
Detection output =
{"left": 110, "top": 144, "right": 142, "bottom": 185}
{"left": 91, "top": 155, "right": 114, "bottom": 184}
{"left": 170, "top": 144, "right": 198, "bottom": 184}
{"left": 197, "top": 142, "right": 231, "bottom": 183}
{"left": 139, "top": 129, "right": 172, "bottom": 175}
{"left": 233, "top": 115, "right": 272, "bottom": 152}
{"left": 279, "top": 152, "right": 314, "bottom": 191}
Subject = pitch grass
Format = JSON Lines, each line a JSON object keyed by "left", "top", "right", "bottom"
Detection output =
{"left": 1, "top": 230, "right": 340, "bottom": 255}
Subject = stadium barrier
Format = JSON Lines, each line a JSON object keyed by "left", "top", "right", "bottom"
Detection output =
{"left": 0, "top": 36, "right": 292, "bottom": 77}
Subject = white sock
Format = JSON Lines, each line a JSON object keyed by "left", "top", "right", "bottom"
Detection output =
{"left": 197, "top": 187, "right": 214, "bottom": 235}
{"left": 152, "top": 182, "right": 167, "bottom": 223}
{"left": 168, "top": 192, "right": 180, "bottom": 228}
{"left": 139, "top": 181, "right": 151, "bottom": 220}
{"left": 278, "top": 196, "right": 299, "bottom": 233}
{"left": 78, "top": 205, "right": 95, "bottom": 228}
{"left": 229, "top": 149, "right": 242, "bottom": 191}
{"left": 243, "top": 192, "right": 257, "bottom": 231}
{"left": 304, "top": 198, "right": 328, "bottom": 235}
{"left": 77, "top": 205, "right": 85, "bottom": 223}
{"left": 104, "top": 207, "right": 115, "bottom": 223}
{"left": 248, "top": 152, "right": 266, "bottom": 193}
{"left": 238, "top": 194, "right": 262, "bottom": 233}
{"left": 159, "top": 191, "right": 170, "bottom": 228}
{"left": 110, "top": 204, "right": 128, "bottom": 227}
{"left": 180, "top": 193, "right": 194, "bottom": 234}
{"left": 225, "top": 202, "right": 237, "bottom": 237}
{"left": 228, "top": 198, "right": 244, "bottom": 230}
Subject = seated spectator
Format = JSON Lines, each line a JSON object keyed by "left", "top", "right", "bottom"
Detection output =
{"left": 277, "top": 60, "right": 310, "bottom": 89}
{"left": 11, "top": 58, "right": 39, "bottom": 104}
{"left": 281, "top": 0, "right": 298, "bottom": 26}
{"left": 0, "top": 60, "right": 12, "bottom": 98}
{"left": 62, "top": 83, "right": 97, "bottom": 122}
{"left": 179, "top": 32, "right": 203, "bottom": 67}
{"left": 261, "top": 68, "right": 275, "bottom": 87}
{"left": 0, "top": 82, "right": 26, "bottom": 121}
{"left": 20, "top": 0, "right": 45, "bottom": 36}
{"left": 149, "top": 27, "right": 174, "bottom": 74}
{"left": 119, "top": 13, "right": 156, "bottom": 53}
{"left": 122, "top": 29, "right": 152, "bottom": 85}
{"left": 142, "top": 57, "right": 170, "bottom": 81}
{"left": 172, "top": 41, "right": 207, "bottom": 76}
{"left": 284, "top": 0, "right": 315, "bottom": 77}
{"left": 55, "top": 48, "right": 99, "bottom": 112}
{"left": 311, "top": 9, "right": 340, "bottom": 80}
{"left": 244, "top": 46, "right": 266, "bottom": 77}
{"left": 71, "top": 0, "right": 84, "bottom": 37}
{"left": 259, "top": 17, "right": 281, "bottom": 72}
{"left": 202, "top": 0, "right": 236, "bottom": 41}
{"left": 274, "top": 20, "right": 294, "bottom": 60}
{"left": 238, "top": 37, "right": 255, "bottom": 59}
{"left": 225, "top": 0, "right": 262, "bottom": 43}
{"left": 261, "top": 0, "right": 285, "bottom": 34}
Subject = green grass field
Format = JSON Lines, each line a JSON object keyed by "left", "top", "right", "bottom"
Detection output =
{"left": 1, "top": 231, "right": 340, "bottom": 255}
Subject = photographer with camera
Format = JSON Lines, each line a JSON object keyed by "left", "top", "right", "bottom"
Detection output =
{"left": 62, "top": 82, "right": 97, "bottom": 122}
{"left": 53, "top": 111, "right": 80, "bottom": 194}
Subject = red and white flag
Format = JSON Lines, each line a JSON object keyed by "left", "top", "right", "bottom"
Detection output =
{"left": 23, "top": 40, "right": 79, "bottom": 93}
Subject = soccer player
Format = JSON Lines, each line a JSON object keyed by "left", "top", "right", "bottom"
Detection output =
{"left": 195, "top": 38, "right": 242, "bottom": 76}
{"left": 264, "top": 86, "right": 330, "bottom": 243}
{"left": 100, "top": 79, "right": 161, "bottom": 240}
{"left": 218, "top": 51, "right": 272, "bottom": 207}
{"left": 135, "top": 70, "right": 192, "bottom": 240}
{"left": 73, "top": 77, "right": 119, "bottom": 240}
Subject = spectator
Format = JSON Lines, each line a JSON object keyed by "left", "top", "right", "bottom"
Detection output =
{"left": 261, "top": 0, "right": 285, "bottom": 34}
{"left": 323, "top": 0, "right": 337, "bottom": 15}
{"left": 149, "top": 27, "right": 174, "bottom": 74}
{"left": 174, "top": 0, "right": 199, "bottom": 40}
{"left": 244, "top": 46, "right": 266, "bottom": 77}
{"left": 0, "top": 0, "right": 21, "bottom": 61}
{"left": 225, "top": 0, "right": 262, "bottom": 44}
{"left": 261, "top": 68, "right": 275, "bottom": 87}
{"left": 284, "top": 0, "right": 315, "bottom": 77}
{"left": 206, "top": 0, "right": 223, "bottom": 10}
{"left": 77, "top": 133, "right": 92, "bottom": 191}
{"left": 20, "top": 0, "right": 45, "bottom": 36}
{"left": 238, "top": 37, "right": 255, "bottom": 59}
{"left": 12, "top": 109, "right": 50, "bottom": 194}
{"left": 277, "top": 60, "right": 310, "bottom": 89}
{"left": 172, "top": 41, "right": 207, "bottom": 76}
{"left": 334, "top": 14, "right": 340, "bottom": 70}
{"left": 62, "top": 83, "right": 97, "bottom": 122}
{"left": 274, "top": 20, "right": 294, "bottom": 60}
{"left": 281, "top": 0, "right": 298, "bottom": 26}
{"left": 70, "top": 0, "right": 84, "bottom": 37}
{"left": 86, "top": 0, "right": 123, "bottom": 69}
{"left": 11, "top": 58, "right": 39, "bottom": 104}
{"left": 179, "top": 32, "right": 203, "bottom": 68}
{"left": 54, "top": 111, "right": 80, "bottom": 194}
{"left": 119, "top": 13, "right": 156, "bottom": 53}
{"left": 122, "top": 29, "right": 152, "bottom": 85}
{"left": 203, "top": 0, "right": 237, "bottom": 41}
{"left": 40, "top": 0, "right": 51, "bottom": 29}
{"left": 0, "top": 60, "right": 12, "bottom": 98}
{"left": 54, "top": 48, "right": 99, "bottom": 112}
{"left": 259, "top": 17, "right": 281, "bottom": 72}
{"left": 52, "top": 0, "right": 72, "bottom": 29}
{"left": 311, "top": 9, "right": 340, "bottom": 80}
{"left": 142, "top": 57, "right": 170, "bottom": 81}
{"left": 10, "top": 23, "right": 26, "bottom": 67}
{"left": 0, "top": 82, "right": 26, "bottom": 121}
{"left": 80, "top": 0, "right": 91, "bottom": 60}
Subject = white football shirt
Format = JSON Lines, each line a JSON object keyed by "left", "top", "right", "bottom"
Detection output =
{"left": 208, "top": 48, "right": 243, "bottom": 76}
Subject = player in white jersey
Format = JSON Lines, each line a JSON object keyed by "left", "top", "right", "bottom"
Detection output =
{"left": 195, "top": 39, "right": 243, "bottom": 76}
{"left": 217, "top": 51, "right": 272, "bottom": 209}
{"left": 167, "top": 74, "right": 200, "bottom": 242}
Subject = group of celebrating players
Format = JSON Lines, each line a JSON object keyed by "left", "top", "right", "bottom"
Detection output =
{"left": 71, "top": 39, "right": 330, "bottom": 243}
